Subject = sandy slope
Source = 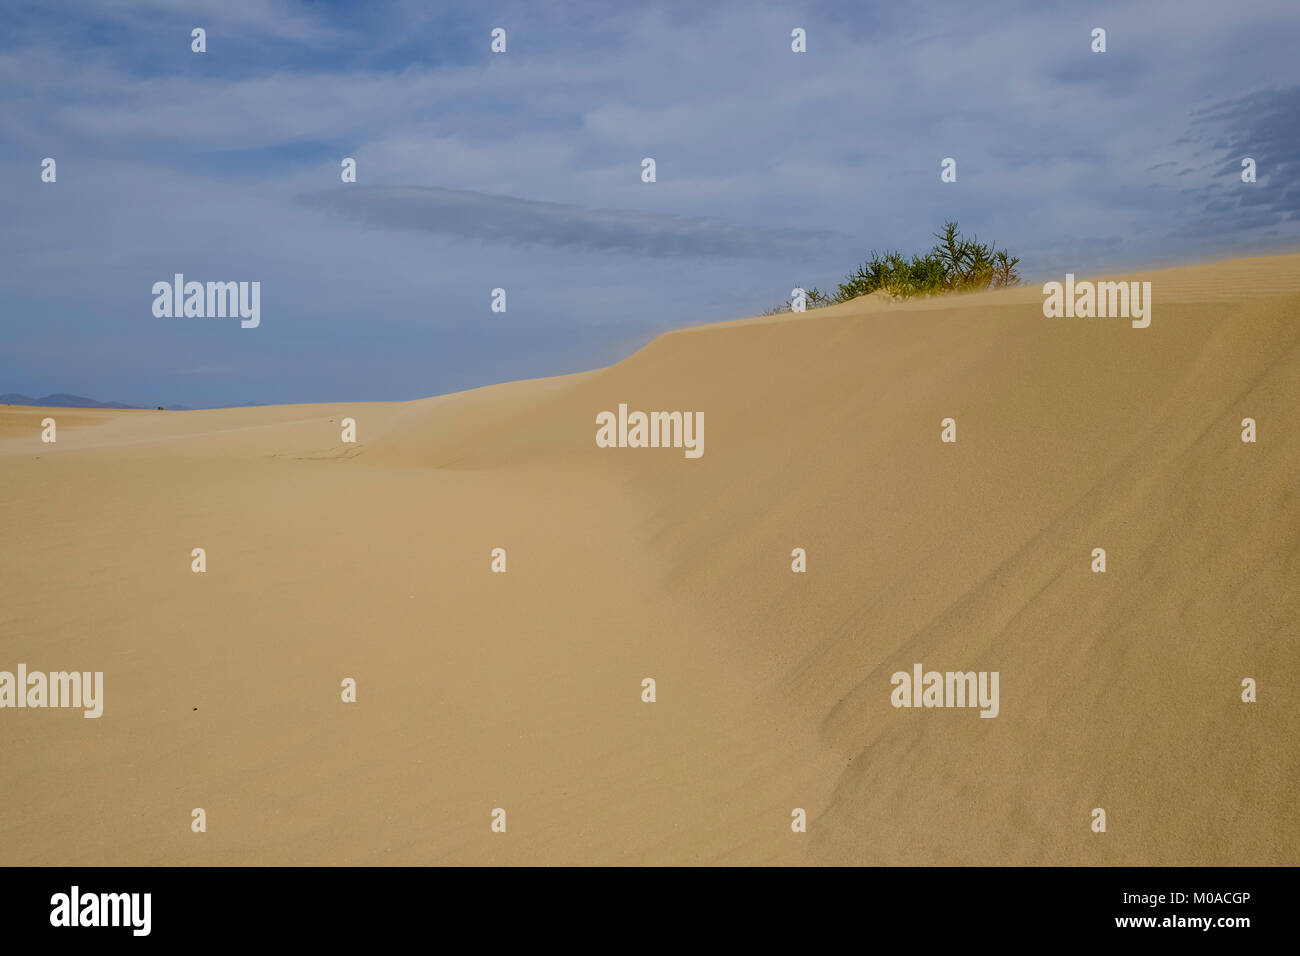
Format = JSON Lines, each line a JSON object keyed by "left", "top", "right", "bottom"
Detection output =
{"left": 2, "top": 253, "right": 1297, "bottom": 865}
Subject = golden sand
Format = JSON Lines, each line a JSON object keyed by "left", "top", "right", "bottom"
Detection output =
{"left": 2, "top": 253, "right": 1297, "bottom": 864}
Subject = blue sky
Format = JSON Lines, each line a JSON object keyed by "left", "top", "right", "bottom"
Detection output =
{"left": 2, "top": 0, "right": 1298, "bottom": 407}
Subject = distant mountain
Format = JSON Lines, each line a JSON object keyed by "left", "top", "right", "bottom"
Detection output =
{"left": 0, "top": 392, "right": 191, "bottom": 410}
{"left": 1, "top": 392, "right": 138, "bottom": 408}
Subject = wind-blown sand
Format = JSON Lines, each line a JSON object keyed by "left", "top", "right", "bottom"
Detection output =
{"left": 2, "top": 253, "right": 1298, "bottom": 865}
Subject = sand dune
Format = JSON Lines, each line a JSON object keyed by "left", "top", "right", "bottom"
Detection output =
{"left": 2, "top": 253, "right": 1298, "bottom": 865}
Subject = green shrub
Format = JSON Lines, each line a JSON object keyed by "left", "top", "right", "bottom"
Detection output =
{"left": 766, "top": 221, "right": 1021, "bottom": 313}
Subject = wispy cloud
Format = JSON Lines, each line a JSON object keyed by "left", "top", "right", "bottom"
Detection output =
{"left": 301, "top": 185, "right": 828, "bottom": 258}
{"left": 1164, "top": 85, "right": 1300, "bottom": 241}
{"left": 46, "top": 0, "right": 342, "bottom": 46}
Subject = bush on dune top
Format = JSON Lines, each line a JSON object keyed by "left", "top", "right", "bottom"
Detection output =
{"left": 765, "top": 221, "right": 1022, "bottom": 314}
